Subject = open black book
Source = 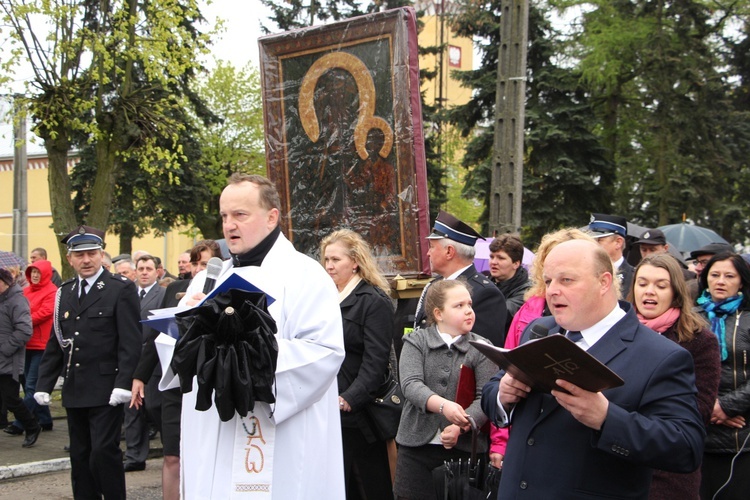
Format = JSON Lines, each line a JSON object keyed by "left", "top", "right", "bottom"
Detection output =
{"left": 470, "top": 335, "right": 624, "bottom": 394}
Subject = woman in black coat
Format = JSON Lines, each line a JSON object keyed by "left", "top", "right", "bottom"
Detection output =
{"left": 627, "top": 254, "right": 720, "bottom": 499}
{"left": 696, "top": 252, "right": 750, "bottom": 499}
{"left": 322, "top": 229, "right": 395, "bottom": 500}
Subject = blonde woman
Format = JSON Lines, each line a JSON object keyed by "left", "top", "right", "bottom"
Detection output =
{"left": 321, "top": 229, "right": 395, "bottom": 500}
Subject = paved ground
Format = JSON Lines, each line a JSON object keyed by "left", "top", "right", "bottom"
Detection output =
{"left": 0, "top": 387, "right": 164, "bottom": 499}
{"left": 0, "top": 459, "right": 163, "bottom": 500}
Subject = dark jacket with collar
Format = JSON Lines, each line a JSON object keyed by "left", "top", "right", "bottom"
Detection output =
{"left": 397, "top": 325, "right": 496, "bottom": 452}
{"left": 617, "top": 259, "right": 635, "bottom": 299}
{"left": 0, "top": 283, "right": 32, "bottom": 380}
{"left": 493, "top": 266, "right": 531, "bottom": 333}
{"left": 698, "top": 307, "right": 750, "bottom": 454}
{"left": 138, "top": 284, "right": 165, "bottom": 337}
{"left": 482, "top": 303, "right": 705, "bottom": 499}
{"left": 133, "top": 278, "right": 190, "bottom": 382}
{"left": 337, "top": 280, "right": 394, "bottom": 440}
{"left": 37, "top": 269, "right": 142, "bottom": 408}
{"left": 135, "top": 283, "right": 166, "bottom": 381}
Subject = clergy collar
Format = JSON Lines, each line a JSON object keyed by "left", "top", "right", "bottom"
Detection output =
{"left": 231, "top": 225, "right": 281, "bottom": 268}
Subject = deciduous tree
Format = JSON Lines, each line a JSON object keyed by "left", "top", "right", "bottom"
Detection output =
{"left": 0, "top": 0, "right": 212, "bottom": 276}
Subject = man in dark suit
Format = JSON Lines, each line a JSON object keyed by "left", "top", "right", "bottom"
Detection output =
{"left": 414, "top": 211, "right": 507, "bottom": 347}
{"left": 35, "top": 226, "right": 141, "bottom": 500}
{"left": 482, "top": 239, "right": 705, "bottom": 498}
{"left": 588, "top": 213, "right": 634, "bottom": 298}
{"left": 122, "top": 254, "right": 165, "bottom": 472}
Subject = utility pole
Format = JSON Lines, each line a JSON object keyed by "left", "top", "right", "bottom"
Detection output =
{"left": 12, "top": 95, "right": 28, "bottom": 261}
{"left": 437, "top": 0, "right": 446, "bottom": 207}
{"left": 489, "top": 0, "right": 528, "bottom": 234}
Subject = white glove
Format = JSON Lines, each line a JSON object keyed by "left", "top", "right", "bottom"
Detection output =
{"left": 109, "top": 388, "right": 132, "bottom": 406}
{"left": 34, "top": 392, "right": 51, "bottom": 406}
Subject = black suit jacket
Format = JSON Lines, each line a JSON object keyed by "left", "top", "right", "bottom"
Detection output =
{"left": 617, "top": 259, "right": 635, "bottom": 299}
{"left": 133, "top": 278, "right": 190, "bottom": 382}
{"left": 37, "top": 269, "right": 142, "bottom": 408}
{"left": 482, "top": 304, "right": 705, "bottom": 499}
{"left": 139, "top": 284, "right": 166, "bottom": 337}
{"left": 415, "top": 264, "right": 507, "bottom": 347}
{"left": 337, "top": 281, "right": 394, "bottom": 437}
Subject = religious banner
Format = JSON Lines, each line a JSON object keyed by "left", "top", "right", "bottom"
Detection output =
{"left": 259, "top": 7, "right": 430, "bottom": 277}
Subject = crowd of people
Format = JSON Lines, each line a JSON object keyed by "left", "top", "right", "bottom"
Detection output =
{"left": 2, "top": 180, "right": 750, "bottom": 500}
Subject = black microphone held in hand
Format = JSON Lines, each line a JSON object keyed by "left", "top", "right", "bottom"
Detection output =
{"left": 202, "top": 257, "right": 224, "bottom": 294}
{"left": 529, "top": 324, "right": 550, "bottom": 340}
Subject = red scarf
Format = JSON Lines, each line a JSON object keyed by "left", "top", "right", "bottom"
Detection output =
{"left": 637, "top": 307, "right": 681, "bottom": 333}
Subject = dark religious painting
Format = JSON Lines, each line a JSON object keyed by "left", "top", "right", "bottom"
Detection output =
{"left": 259, "top": 7, "right": 430, "bottom": 277}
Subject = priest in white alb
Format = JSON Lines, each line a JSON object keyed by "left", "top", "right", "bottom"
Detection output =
{"left": 161, "top": 173, "right": 346, "bottom": 499}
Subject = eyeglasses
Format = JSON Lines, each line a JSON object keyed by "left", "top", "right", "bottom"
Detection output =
{"left": 695, "top": 258, "right": 711, "bottom": 267}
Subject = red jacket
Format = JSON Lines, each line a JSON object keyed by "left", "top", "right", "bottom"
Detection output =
{"left": 23, "top": 260, "right": 57, "bottom": 350}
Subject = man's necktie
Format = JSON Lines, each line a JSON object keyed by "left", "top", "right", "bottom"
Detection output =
{"left": 140, "top": 289, "right": 146, "bottom": 301}
{"left": 79, "top": 280, "right": 88, "bottom": 304}
{"left": 566, "top": 330, "right": 583, "bottom": 343}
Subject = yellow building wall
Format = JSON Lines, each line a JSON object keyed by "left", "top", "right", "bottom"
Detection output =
{"left": 0, "top": 157, "right": 198, "bottom": 277}
{"left": 416, "top": 13, "right": 479, "bottom": 220}
{"left": 417, "top": 14, "right": 474, "bottom": 108}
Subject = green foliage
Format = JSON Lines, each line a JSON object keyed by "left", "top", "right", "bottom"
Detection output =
{"left": 448, "top": 0, "right": 750, "bottom": 248}
{"left": 189, "top": 60, "right": 266, "bottom": 239}
{"left": 69, "top": 58, "right": 265, "bottom": 249}
{"left": 449, "top": 1, "right": 610, "bottom": 245}
{"left": 0, "top": 0, "right": 215, "bottom": 274}
{"left": 259, "top": 0, "right": 367, "bottom": 32}
{"left": 551, "top": 0, "right": 750, "bottom": 245}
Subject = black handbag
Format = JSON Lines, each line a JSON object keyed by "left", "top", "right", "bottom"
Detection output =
{"left": 364, "top": 366, "right": 404, "bottom": 441}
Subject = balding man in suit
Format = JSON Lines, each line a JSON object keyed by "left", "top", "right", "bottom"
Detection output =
{"left": 482, "top": 239, "right": 704, "bottom": 498}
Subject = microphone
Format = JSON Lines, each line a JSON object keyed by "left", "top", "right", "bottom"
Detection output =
{"left": 202, "top": 257, "right": 224, "bottom": 295}
{"left": 529, "top": 324, "right": 550, "bottom": 340}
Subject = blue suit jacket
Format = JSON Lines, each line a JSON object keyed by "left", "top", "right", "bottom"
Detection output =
{"left": 481, "top": 302, "right": 705, "bottom": 499}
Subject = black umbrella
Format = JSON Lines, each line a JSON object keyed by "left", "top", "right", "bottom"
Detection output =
{"left": 657, "top": 223, "right": 730, "bottom": 254}
{"left": 170, "top": 288, "right": 278, "bottom": 422}
{"left": 432, "top": 416, "right": 501, "bottom": 499}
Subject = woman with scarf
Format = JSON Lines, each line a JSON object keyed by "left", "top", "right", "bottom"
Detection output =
{"left": 321, "top": 229, "right": 395, "bottom": 500}
{"left": 628, "top": 254, "right": 720, "bottom": 499}
{"left": 696, "top": 252, "right": 750, "bottom": 499}
{"left": 5, "top": 260, "right": 57, "bottom": 435}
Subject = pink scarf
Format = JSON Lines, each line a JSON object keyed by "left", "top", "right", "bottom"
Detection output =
{"left": 637, "top": 307, "right": 681, "bottom": 333}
